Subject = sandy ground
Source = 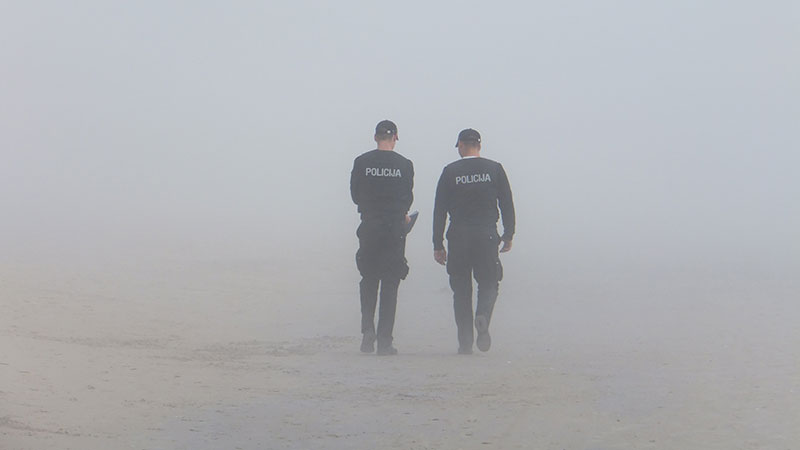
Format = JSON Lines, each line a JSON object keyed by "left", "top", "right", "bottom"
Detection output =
{"left": 2, "top": 247, "right": 798, "bottom": 450}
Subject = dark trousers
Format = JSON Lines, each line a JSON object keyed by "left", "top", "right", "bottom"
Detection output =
{"left": 355, "top": 214, "right": 408, "bottom": 348}
{"left": 446, "top": 227, "right": 503, "bottom": 349}
{"left": 359, "top": 277, "right": 400, "bottom": 347}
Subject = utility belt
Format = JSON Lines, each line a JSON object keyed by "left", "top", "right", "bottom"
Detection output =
{"left": 446, "top": 221, "right": 500, "bottom": 241}
{"left": 357, "top": 211, "right": 406, "bottom": 241}
{"left": 360, "top": 211, "right": 405, "bottom": 222}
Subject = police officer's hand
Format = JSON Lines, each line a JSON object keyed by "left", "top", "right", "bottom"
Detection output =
{"left": 405, "top": 214, "right": 411, "bottom": 224}
{"left": 434, "top": 249, "right": 447, "bottom": 265}
{"left": 500, "top": 240, "right": 513, "bottom": 253}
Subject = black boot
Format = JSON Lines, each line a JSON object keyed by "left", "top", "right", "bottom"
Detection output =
{"left": 376, "top": 344, "right": 398, "bottom": 356}
{"left": 475, "top": 315, "right": 491, "bottom": 352}
{"left": 360, "top": 330, "right": 376, "bottom": 353}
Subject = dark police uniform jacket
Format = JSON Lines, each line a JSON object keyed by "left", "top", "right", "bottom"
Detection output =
{"left": 351, "top": 149, "right": 414, "bottom": 279}
{"left": 432, "top": 157, "right": 515, "bottom": 251}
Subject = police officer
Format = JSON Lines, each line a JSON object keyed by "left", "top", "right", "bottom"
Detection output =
{"left": 350, "top": 120, "right": 414, "bottom": 355}
{"left": 433, "top": 128, "right": 515, "bottom": 354}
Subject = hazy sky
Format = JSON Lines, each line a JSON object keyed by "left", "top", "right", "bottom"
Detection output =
{"left": 1, "top": 1, "right": 798, "bottom": 270}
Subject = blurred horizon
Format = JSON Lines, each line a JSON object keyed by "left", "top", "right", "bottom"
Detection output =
{"left": 2, "top": 1, "right": 798, "bottom": 277}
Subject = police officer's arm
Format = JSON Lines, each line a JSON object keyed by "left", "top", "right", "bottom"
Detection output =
{"left": 350, "top": 159, "right": 361, "bottom": 206}
{"left": 432, "top": 168, "right": 449, "bottom": 264}
{"left": 403, "top": 160, "right": 414, "bottom": 212}
{"left": 497, "top": 164, "right": 516, "bottom": 252}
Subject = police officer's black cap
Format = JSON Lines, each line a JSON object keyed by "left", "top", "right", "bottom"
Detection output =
{"left": 455, "top": 128, "right": 481, "bottom": 147}
{"left": 375, "top": 120, "right": 398, "bottom": 137}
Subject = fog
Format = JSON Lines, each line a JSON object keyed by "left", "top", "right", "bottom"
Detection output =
{"left": 2, "top": 2, "right": 798, "bottom": 449}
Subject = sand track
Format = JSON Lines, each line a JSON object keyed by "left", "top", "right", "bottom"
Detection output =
{"left": 2, "top": 257, "right": 798, "bottom": 449}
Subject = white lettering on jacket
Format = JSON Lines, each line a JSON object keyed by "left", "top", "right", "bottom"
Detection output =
{"left": 366, "top": 167, "right": 402, "bottom": 177}
{"left": 455, "top": 173, "right": 491, "bottom": 185}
